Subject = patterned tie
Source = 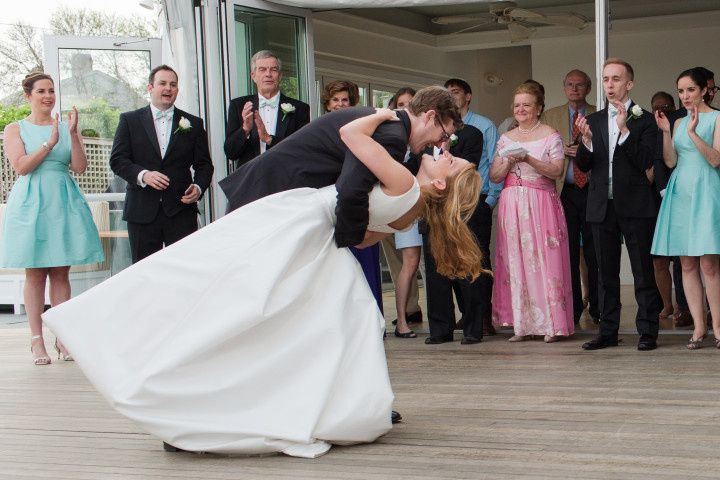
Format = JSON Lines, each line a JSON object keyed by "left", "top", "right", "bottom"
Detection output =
{"left": 259, "top": 99, "right": 278, "bottom": 109}
{"left": 155, "top": 109, "right": 173, "bottom": 120}
{"left": 571, "top": 111, "right": 588, "bottom": 188}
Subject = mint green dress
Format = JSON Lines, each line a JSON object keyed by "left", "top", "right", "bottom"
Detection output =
{"left": 652, "top": 110, "right": 720, "bottom": 256}
{"left": 0, "top": 120, "right": 104, "bottom": 268}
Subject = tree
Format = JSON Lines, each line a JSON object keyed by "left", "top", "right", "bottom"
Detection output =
{"left": 0, "top": 23, "right": 44, "bottom": 103}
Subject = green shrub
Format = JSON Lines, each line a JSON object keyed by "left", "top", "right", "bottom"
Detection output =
{"left": 0, "top": 104, "right": 31, "bottom": 132}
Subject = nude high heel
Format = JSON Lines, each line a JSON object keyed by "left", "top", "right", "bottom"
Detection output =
{"left": 30, "top": 335, "right": 51, "bottom": 365}
{"left": 54, "top": 339, "right": 74, "bottom": 361}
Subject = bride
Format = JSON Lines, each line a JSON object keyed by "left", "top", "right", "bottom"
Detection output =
{"left": 42, "top": 109, "right": 483, "bottom": 458}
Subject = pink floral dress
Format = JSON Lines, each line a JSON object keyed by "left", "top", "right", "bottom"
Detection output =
{"left": 492, "top": 132, "right": 574, "bottom": 337}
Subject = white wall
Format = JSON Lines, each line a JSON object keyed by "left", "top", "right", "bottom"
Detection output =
{"left": 531, "top": 25, "right": 720, "bottom": 112}
{"left": 312, "top": 13, "right": 531, "bottom": 125}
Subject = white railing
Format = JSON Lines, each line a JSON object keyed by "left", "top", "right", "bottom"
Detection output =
{"left": 0, "top": 133, "right": 116, "bottom": 203}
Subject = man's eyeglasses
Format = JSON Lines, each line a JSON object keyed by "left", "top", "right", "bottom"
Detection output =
{"left": 708, "top": 85, "right": 719, "bottom": 94}
{"left": 436, "top": 120, "right": 451, "bottom": 142}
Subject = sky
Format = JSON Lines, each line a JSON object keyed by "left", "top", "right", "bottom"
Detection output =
{"left": 0, "top": 0, "right": 157, "bottom": 31}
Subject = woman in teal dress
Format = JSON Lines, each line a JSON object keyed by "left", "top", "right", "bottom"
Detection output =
{"left": 653, "top": 68, "right": 720, "bottom": 349}
{"left": 0, "top": 73, "right": 104, "bottom": 365}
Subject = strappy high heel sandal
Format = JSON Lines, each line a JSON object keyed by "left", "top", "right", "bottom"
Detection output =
{"left": 54, "top": 339, "right": 74, "bottom": 361}
{"left": 687, "top": 334, "right": 707, "bottom": 350}
{"left": 30, "top": 335, "right": 51, "bottom": 365}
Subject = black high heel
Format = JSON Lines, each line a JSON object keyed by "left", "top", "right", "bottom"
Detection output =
{"left": 394, "top": 328, "right": 416, "bottom": 338}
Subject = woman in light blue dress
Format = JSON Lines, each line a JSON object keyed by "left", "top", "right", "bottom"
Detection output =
{"left": 652, "top": 68, "right": 720, "bottom": 349}
{"left": 0, "top": 73, "right": 104, "bottom": 364}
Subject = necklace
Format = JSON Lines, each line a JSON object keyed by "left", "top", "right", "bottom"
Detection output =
{"left": 518, "top": 120, "right": 541, "bottom": 134}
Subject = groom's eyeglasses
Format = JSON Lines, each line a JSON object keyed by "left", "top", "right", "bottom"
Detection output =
{"left": 436, "top": 119, "right": 451, "bottom": 142}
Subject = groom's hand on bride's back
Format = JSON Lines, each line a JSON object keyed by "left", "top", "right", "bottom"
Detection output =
{"left": 354, "top": 230, "right": 388, "bottom": 249}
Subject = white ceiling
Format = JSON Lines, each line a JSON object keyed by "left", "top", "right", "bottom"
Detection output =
{"left": 285, "top": 0, "right": 720, "bottom": 36}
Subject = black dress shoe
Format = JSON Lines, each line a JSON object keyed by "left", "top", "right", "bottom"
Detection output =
{"left": 461, "top": 336, "right": 481, "bottom": 345}
{"left": 637, "top": 336, "right": 657, "bottom": 351}
{"left": 581, "top": 335, "right": 618, "bottom": 350}
{"left": 424, "top": 335, "right": 453, "bottom": 344}
{"left": 482, "top": 317, "right": 496, "bottom": 336}
{"left": 163, "top": 442, "right": 188, "bottom": 453}
{"left": 391, "top": 310, "right": 423, "bottom": 326}
{"left": 391, "top": 410, "right": 402, "bottom": 424}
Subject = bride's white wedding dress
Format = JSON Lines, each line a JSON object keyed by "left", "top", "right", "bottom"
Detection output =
{"left": 43, "top": 180, "right": 420, "bottom": 458}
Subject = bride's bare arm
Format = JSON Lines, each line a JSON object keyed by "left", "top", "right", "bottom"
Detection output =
{"left": 339, "top": 109, "right": 415, "bottom": 196}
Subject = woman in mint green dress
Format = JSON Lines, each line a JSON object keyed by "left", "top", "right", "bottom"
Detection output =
{"left": 652, "top": 68, "right": 720, "bottom": 349}
{"left": 0, "top": 73, "right": 104, "bottom": 365}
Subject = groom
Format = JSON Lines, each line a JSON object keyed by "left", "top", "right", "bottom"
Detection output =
{"left": 219, "top": 86, "right": 461, "bottom": 428}
{"left": 220, "top": 85, "right": 462, "bottom": 249}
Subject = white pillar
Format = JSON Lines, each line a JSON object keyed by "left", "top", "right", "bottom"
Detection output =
{"left": 195, "top": 0, "right": 229, "bottom": 218}
{"left": 595, "top": 0, "right": 609, "bottom": 108}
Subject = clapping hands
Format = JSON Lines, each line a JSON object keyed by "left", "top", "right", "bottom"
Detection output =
{"left": 654, "top": 109, "right": 671, "bottom": 133}
{"left": 575, "top": 113, "right": 593, "bottom": 145}
{"left": 67, "top": 106, "right": 79, "bottom": 136}
{"left": 688, "top": 105, "right": 699, "bottom": 134}
{"left": 47, "top": 113, "right": 60, "bottom": 149}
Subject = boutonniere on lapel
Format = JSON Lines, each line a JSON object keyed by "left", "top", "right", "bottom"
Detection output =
{"left": 627, "top": 105, "right": 643, "bottom": 122}
{"left": 174, "top": 116, "right": 192, "bottom": 134}
{"left": 280, "top": 103, "right": 295, "bottom": 121}
{"left": 449, "top": 133, "right": 458, "bottom": 147}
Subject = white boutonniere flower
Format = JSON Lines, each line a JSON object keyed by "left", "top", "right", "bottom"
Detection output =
{"left": 449, "top": 133, "right": 458, "bottom": 147}
{"left": 174, "top": 116, "right": 192, "bottom": 134}
{"left": 628, "top": 105, "right": 643, "bottom": 122}
{"left": 280, "top": 103, "right": 295, "bottom": 121}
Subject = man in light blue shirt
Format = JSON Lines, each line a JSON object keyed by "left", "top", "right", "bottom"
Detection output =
{"left": 437, "top": 78, "right": 499, "bottom": 337}
{"left": 445, "top": 78, "right": 502, "bottom": 209}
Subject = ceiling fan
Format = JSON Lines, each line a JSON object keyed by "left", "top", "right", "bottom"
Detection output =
{"left": 431, "top": 1, "right": 588, "bottom": 42}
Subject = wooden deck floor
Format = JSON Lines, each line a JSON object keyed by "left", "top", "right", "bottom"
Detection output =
{"left": 2, "top": 325, "right": 720, "bottom": 479}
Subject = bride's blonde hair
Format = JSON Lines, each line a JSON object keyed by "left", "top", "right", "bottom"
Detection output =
{"left": 418, "top": 163, "right": 489, "bottom": 281}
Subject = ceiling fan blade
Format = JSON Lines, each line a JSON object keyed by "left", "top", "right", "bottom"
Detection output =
{"left": 450, "top": 23, "right": 491, "bottom": 35}
{"left": 507, "top": 22, "right": 534, "bottom": 42}
{"left": 526, "top": 13, "right": 588, "bottom": 29}
{"left": 507, "top": 7, "right": 544, "bottom": 19}
{"left": 431, "top": 14, "right": 492, "bottom": 25}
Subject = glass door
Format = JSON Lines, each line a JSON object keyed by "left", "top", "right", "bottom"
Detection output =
{"left": 43, "top": 35, "right": 162, "bottom": 280}
{"left": 224, "top": 0, "right": 315, "bottom": 117}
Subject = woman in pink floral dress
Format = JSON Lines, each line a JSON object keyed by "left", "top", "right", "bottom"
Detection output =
{"left": 489, "top": 82, "right": 574, "bottom": 342}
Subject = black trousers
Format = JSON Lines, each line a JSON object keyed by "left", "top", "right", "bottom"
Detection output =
{"left": 424, "top": 195, "right": 493, "bottom": 340}
{"left": 561, "top": 184, "right": 600, "bottom": 321}
{"left": 127, "top": 207, "right": 198, "bottom": 263}
{"left": 590, "top": 202, "right": 661, "bottom": 339}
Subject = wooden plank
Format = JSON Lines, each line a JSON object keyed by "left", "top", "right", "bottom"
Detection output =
{"left": 1, "top": 327, "right": 719, "bottom": 479}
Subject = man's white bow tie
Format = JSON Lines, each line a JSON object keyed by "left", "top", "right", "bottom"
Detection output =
{"left": 155, "top": 109, "right": 173, "bottom": 120}
{"left": 259, "top": 99, "right": 278, "bottom": 109}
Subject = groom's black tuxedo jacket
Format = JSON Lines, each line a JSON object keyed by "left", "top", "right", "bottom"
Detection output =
{"left": 219, "top": 107, "right": 411, "bottom": 247}
{"left": 109, "top": 105, "right": 214, "bottom": 224}
{"left": 575, "top": 104, "right": 658, "bottom": 222}
{"left": 224, "top": 93, "right": 310, "bottom": 166}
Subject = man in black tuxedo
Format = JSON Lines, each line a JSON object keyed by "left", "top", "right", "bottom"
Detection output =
{"left": 415, "top": 124, "right": 488, "bottom": 344}
{"left": 220, "top": 86, "right": 462, "bottom": 248}
{"left": 110, "top": 65, "right": 214, "bottom": 263}
{"left": 224, "top": 50, "right": 310, "bottom": 167}
{"left": 575, "top": 58, "right": 661, "bottom": 351}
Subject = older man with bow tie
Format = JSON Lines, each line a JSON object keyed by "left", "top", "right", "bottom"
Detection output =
{"left": 224, "top": 50, "right": 310, "bottom": 167}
